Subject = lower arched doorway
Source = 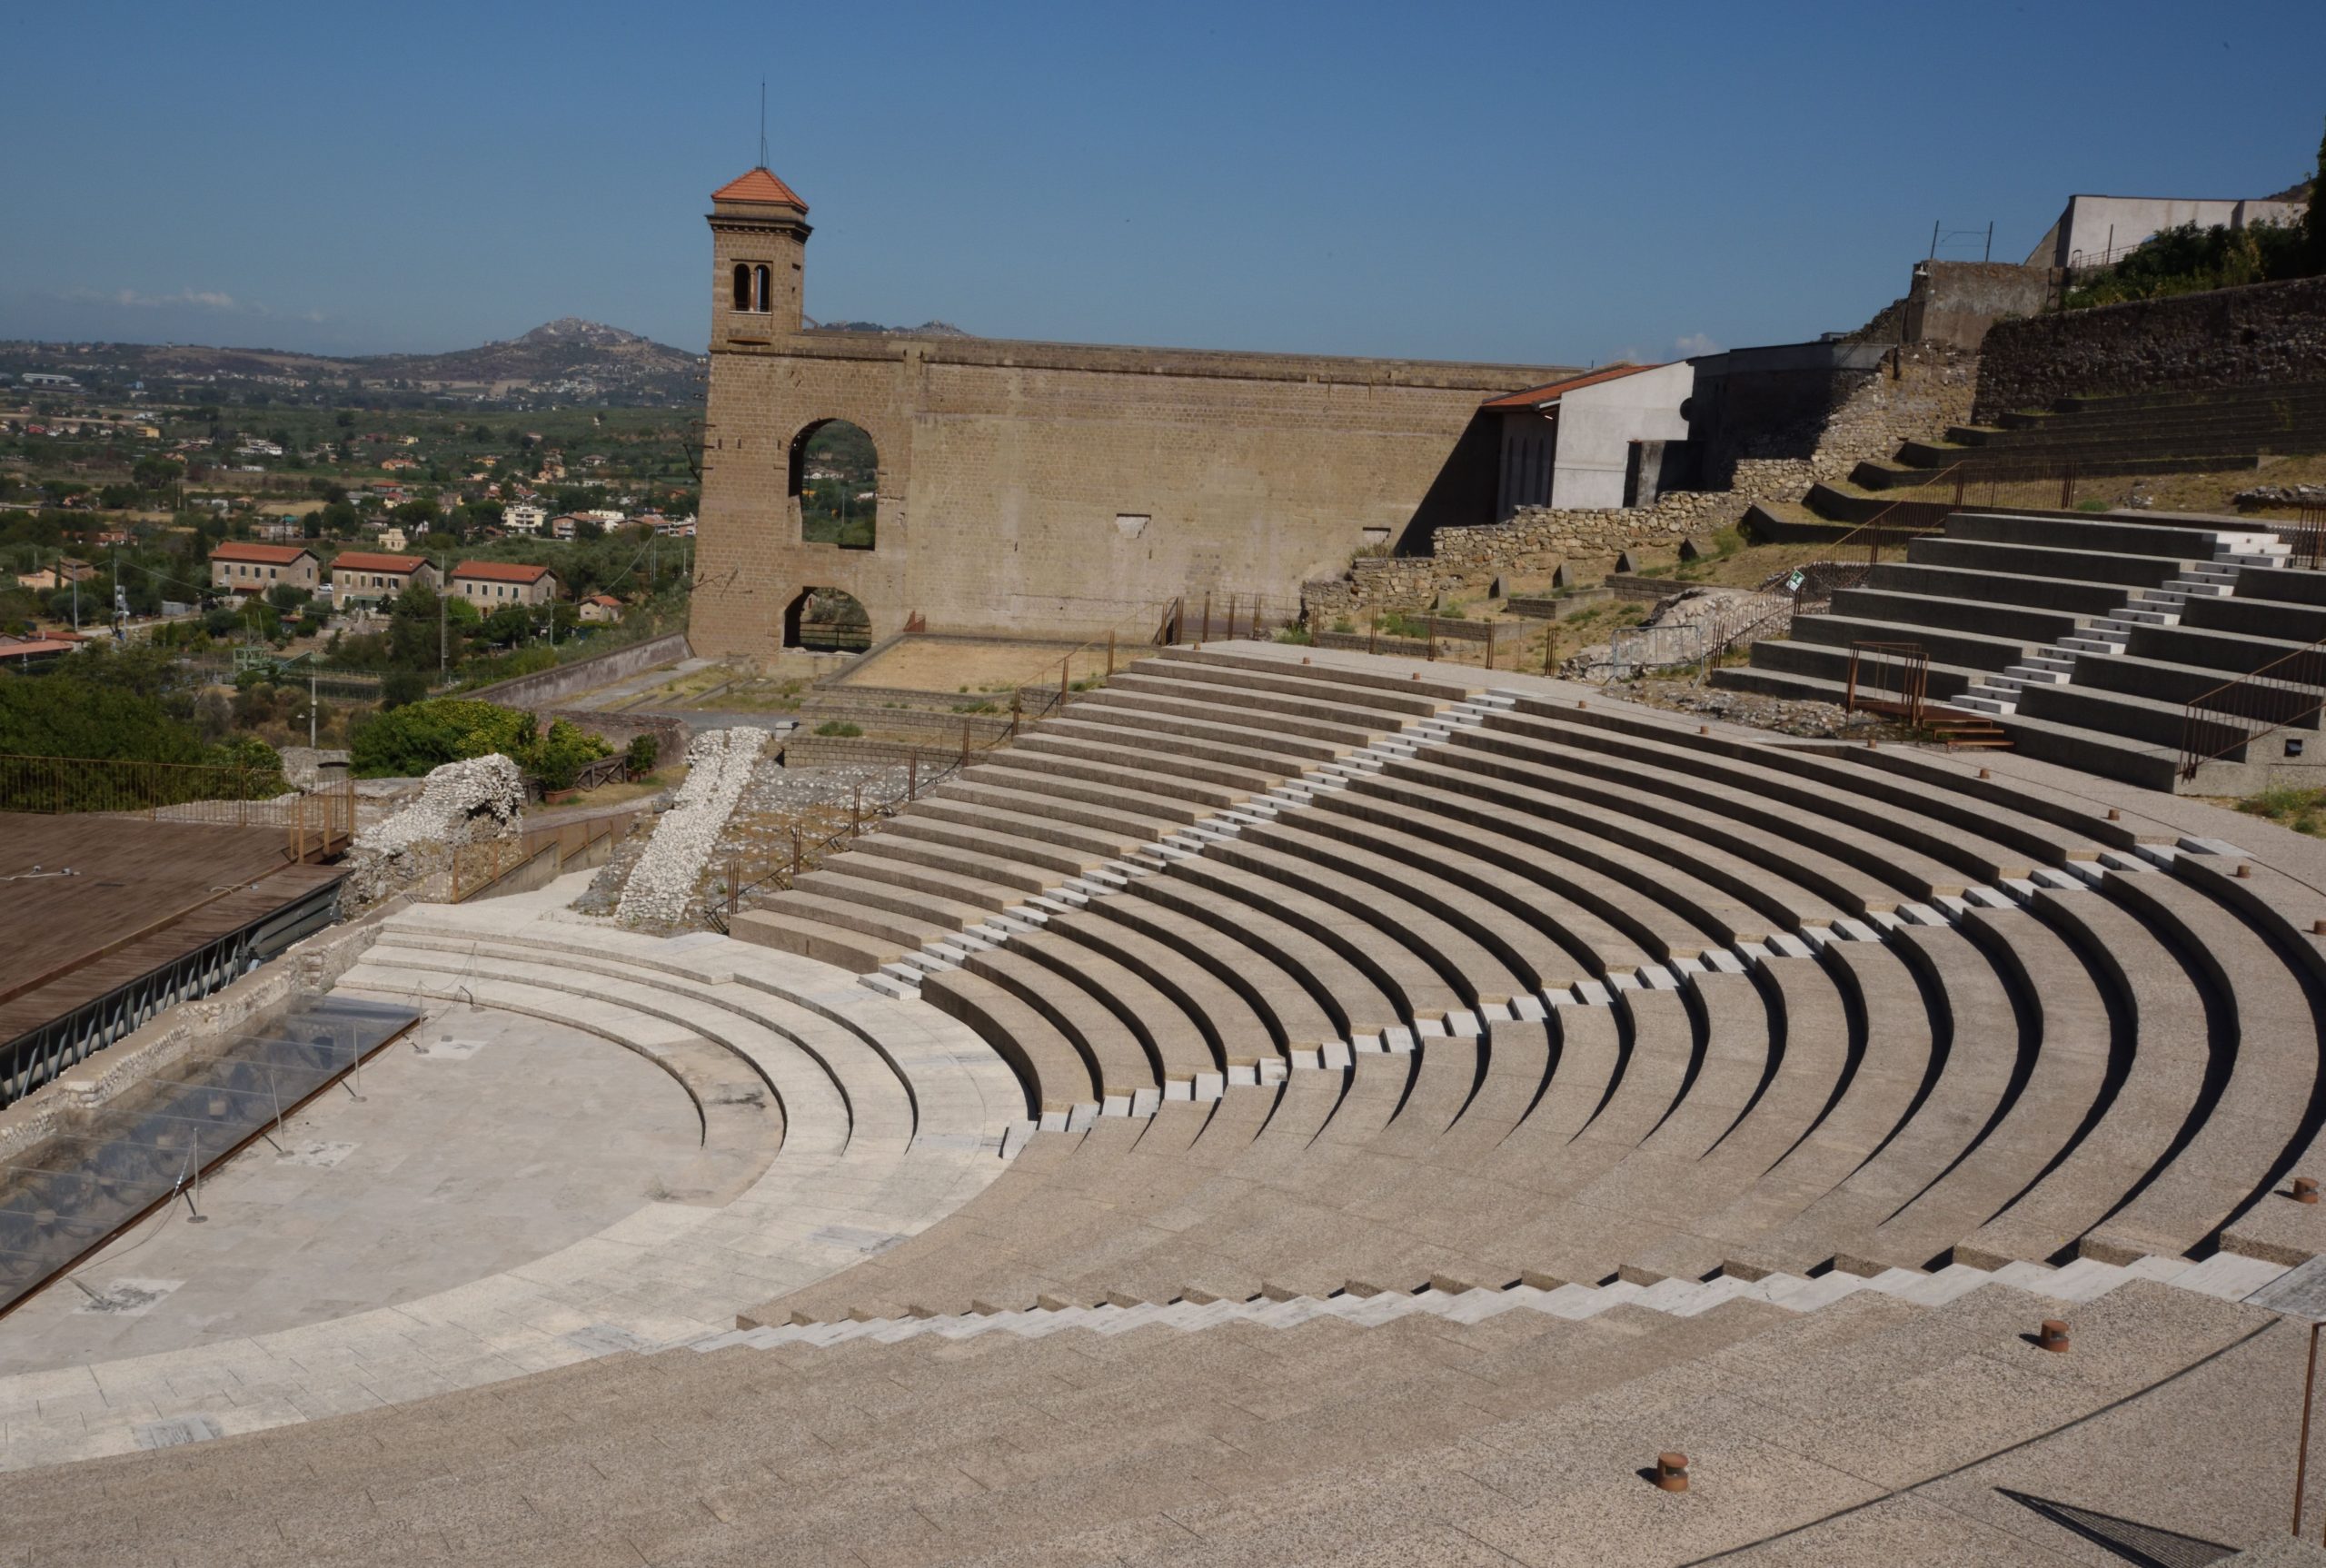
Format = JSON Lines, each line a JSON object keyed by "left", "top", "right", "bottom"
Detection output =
{"left": 782, "top": 586, "right": 873, "bottom": 651}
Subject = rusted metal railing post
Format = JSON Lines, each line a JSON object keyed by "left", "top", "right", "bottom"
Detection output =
{"left": 961, "top": 718, "right": 971, "bottom": 765}
{"left": 791, "top": 825, "right": 802, "bottom": 881}
{"left": 1545, "top": 620, "right": 1557, "bottom": 678}
{"left": 1368, "top": 612, "right": 1378, "bottom": 656}
{"left": 851, "top": 782, "right": 862, "bottom": 837}
{"left": 1106, "top": 629, "right": 1115, "bottom": 676}
{"left": 1200, "top": 592, "right": 1211, "bottom": 643}
{"left": 1486, "top": 620, "right": 1496, "bottom": 671}
{"left": 1059, "top": 657, "right": 1069, "bottom": 708}
{"left": 909, "top": 751, "right": 919, "bottom": 801}
{"left": 1228, "top": 593, "right": 1238, "bottom": 640}
{"left": 728, "top": 858, "right": 740, "bottom": 923}
{"left": 1009, "top": 691, "right": 1020, "bottom": 738}
{"left": 1426, "top": 617, "right": 1436, "bottom": 662}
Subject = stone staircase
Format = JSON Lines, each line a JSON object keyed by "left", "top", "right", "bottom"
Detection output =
{"left": 1952, "top": 531, "right": 2290, "bottom": 718}
{"left": 675, "top": 1247, "right": 2292, "bottom": 1351}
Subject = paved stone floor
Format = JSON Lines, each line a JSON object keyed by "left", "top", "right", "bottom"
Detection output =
{"left": 0, "top": 1007, "right": 700, "bottom": 1376}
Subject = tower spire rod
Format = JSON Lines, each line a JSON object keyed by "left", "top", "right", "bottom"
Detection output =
{"left": 759, "top": 78, "right": 767, "bottom": 168}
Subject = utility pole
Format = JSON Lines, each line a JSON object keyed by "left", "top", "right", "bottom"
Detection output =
{"left": 310, "top": 671, "right": 318, "bottom": 748}
{"left": 69, "top": 552, "right": 78, "bottom": 633}
{"left": 438, "top": 551, "right": 448, "bottom": 680}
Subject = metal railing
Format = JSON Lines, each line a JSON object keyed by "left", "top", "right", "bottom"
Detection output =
{"left": 0, "top": 755, "right": 356, "bottom": 861}
{"left": 1844, "top": 641, "right": 1931, "bottom": 727}
{"left": 2287, "top": 506, "right": 2326, "bottom": 572}
{"left": 2178, "top": 636, "right": 2326, "bottom": 781}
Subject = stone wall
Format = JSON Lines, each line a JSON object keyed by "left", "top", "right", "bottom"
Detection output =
{"left": 1297, "top": 344, "right": 1977, "bottom": 619}
{"left": 1903, "top": 261, "right": 2054, "bottom": 351}
{"left": 693, "top": 326, "right": 1571, "bottom": 660}
{"left": 463, "top": 630, "right": 693, "bottom": 710}
{"left": 1973, "top": 275, "right": 2326, "bottom": 422}
{"left": 1303, "top": 489, "right": 1749, "bottom": 617}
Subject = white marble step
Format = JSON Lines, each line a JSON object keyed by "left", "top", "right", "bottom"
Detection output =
{"left": 679, "top": 1247, "right": 2292, "bottom": 1351}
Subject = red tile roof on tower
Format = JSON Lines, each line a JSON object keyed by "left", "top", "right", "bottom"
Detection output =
{"left": 209, "top": 542, "right": 315, "bottom": 565}
{"left": 1478, "top": 363, "right": 1663, "bottom": 411}
{"left": 452, "top": 561, "right": 556, "bottom": 584}
{"left": 711, "top": 166, "right": 808, "bottom": 211}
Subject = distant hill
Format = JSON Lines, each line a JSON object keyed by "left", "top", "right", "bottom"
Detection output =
{"left": 806, "top": 319, "right": 974, "bottom": 338}
{"left": 3, "top": 315, "right": 981, "bottom": 407}
{"left": 362, "top": 318, "right": 705, "bottom": 402}
{"left": 0, "top": 319, "right": 709, "bottom": 407}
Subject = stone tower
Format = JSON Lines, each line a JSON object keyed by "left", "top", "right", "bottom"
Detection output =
{"left": 706, "top": 167, "right": 810, "bottom": 335}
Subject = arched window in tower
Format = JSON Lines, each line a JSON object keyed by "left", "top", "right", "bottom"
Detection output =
{"left": 731, "top": 263, "right": 751, "bottom": 312}
{"left": 752, "top": 264, "right": 772, "bottom": 313}
{"left": 790, "top": 419, "right": 878, "bottom": 550}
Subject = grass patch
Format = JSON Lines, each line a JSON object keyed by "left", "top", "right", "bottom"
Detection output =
{"left": 2237, "top": 784, "right": 2326, "bottom": 838}
{"left": 813, "top": 720, "right": 863, "bottom": 738}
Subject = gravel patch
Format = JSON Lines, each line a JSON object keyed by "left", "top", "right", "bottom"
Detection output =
{"left": 615, "top": 729, "right": 765, "bottom": 928}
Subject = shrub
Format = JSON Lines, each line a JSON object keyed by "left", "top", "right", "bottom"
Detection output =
{"left": 350, "top": 697, "right": 536, "bottom": 778}
{"left": 1274, "top": 624, "right": 1314, "bottom": 645}
{"left": 813, "top": 720, "right": 862, "bottom": 738}
{"left": 527, "top": 719, "right": 606, "bottom": 792}
{"left": 624, "top": 733, "right": 660, "bottom": 778}
{"left": 380, "top": 670, "right": 430, "bottom": 710}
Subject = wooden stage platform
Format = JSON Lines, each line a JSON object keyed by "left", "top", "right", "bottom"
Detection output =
{"left": 0, "top": 815, "right": 346, "bottom": 1100}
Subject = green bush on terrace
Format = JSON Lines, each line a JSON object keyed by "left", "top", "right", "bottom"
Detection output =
{"left": 349, "top": 696, "right": 608, "bottom": 783}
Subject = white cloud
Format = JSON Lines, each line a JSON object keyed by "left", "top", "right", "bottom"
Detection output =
{"left": 1674, "top": 332, "right": 1720, "bottom": 356}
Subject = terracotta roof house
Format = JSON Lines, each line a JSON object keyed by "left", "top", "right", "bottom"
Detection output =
{"left": 208, "top": 542, "right": 320, "bottom": 596}
{"left": 451, "top": 560, "right": 559, "bottom": 609}
{"left": 328, "top": 551, "right": 440, "bottom": 606}
{"left": 578, "top": 592, "right": 624, "bottom": 625}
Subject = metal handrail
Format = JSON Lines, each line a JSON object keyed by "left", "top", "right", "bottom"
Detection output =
{"left": 2178, "top": 634, "right": 2326, "bottom": 780}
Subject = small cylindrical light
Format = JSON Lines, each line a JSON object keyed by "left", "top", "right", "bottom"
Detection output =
{"left": 1979, "top": 767, "right": 1992, "bottom": 779}
{"left": 2312, "top": 919, "right": 2326, "bottom": 938}
{"left": 1699, "top": 725, "right": 1709, "bottom": 735}
{"left": 2106, "top": 808, "right": 2121, "bottom": 820}
{"left": 2037, "top": 1318, "right": 2070, "bottom": 1354}
{"left": 2295, "top": 1176, "right": 2321, "bottom": 1205}
{"left": 1867, "top": 739, "right": 1878, "bottom": 749}
{"left": 1655, "top": 1452, "right": 1690, "bottom": 1493}
{"left": 1301, "top": 656, "right": 1311, "bottom": 666}
{"left": 2238, "top": 864, "right": 2253, "bottom": 879}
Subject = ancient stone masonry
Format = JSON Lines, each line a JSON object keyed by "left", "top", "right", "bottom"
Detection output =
{"left": 1974, "top": 275, "right": 2326, "bottom": 422}
{"left": 690, "top": 170, "right": 1572, "bottom": 660}
{"left": 1807, "top": 342, "right": 1976, "bottom": 466}
{"left": 1300, "top": 349, "right": 1982, "bottom": 619}
{"left": 1301, "top": 490, "right": 1745, "bottom": 616}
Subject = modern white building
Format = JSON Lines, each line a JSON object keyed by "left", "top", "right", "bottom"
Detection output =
{"left": 1482, "top": 362, "right": 1697, "bottom": 516}
{"left": 502, "top": 502, "right": 547, "bottom": 536}
{"left": 2027, "top": 193, "right": 2305, "bottom": 272}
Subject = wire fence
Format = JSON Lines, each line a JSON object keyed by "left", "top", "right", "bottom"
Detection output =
{"left": 0, "top": 755, "right": 356, "bottom": 858}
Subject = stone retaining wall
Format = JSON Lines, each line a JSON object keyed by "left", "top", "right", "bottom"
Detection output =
{"left": 1973, "top": 276, "right": 2326, "bottom": 422}
{"left": 463, "top": 630, "right": 693, "bottom": 710}
{"left": 0, "top": 908, "right": 397, "bottom": 1166}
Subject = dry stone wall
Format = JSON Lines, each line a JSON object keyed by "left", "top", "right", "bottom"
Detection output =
{"left": 1973, "top": 276, "right": 2326, "bottom": 422}
{"left": 1301, "top": 347, "right": 1978, "bottom": 618}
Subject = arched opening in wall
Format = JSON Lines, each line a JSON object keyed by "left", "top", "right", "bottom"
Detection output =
{"left": 790, "top": 419, "right": 878, "bottom": 550}
{"left": 731, "top": 263, "right": 751, "bottom": 312}
{"left": 752, "top": 264, "right": 771, "bottom": 312}
{"left": 782, "top": 586, "right": 873, "bottom": 651}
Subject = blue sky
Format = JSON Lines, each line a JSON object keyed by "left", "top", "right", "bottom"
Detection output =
{"left": 3, "top": 0, "right": 2320, "bottom": 368}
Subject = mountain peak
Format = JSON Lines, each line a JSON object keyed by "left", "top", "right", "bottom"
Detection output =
{"left": 516, "top": 318, "right": 645, "bottom": 347}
